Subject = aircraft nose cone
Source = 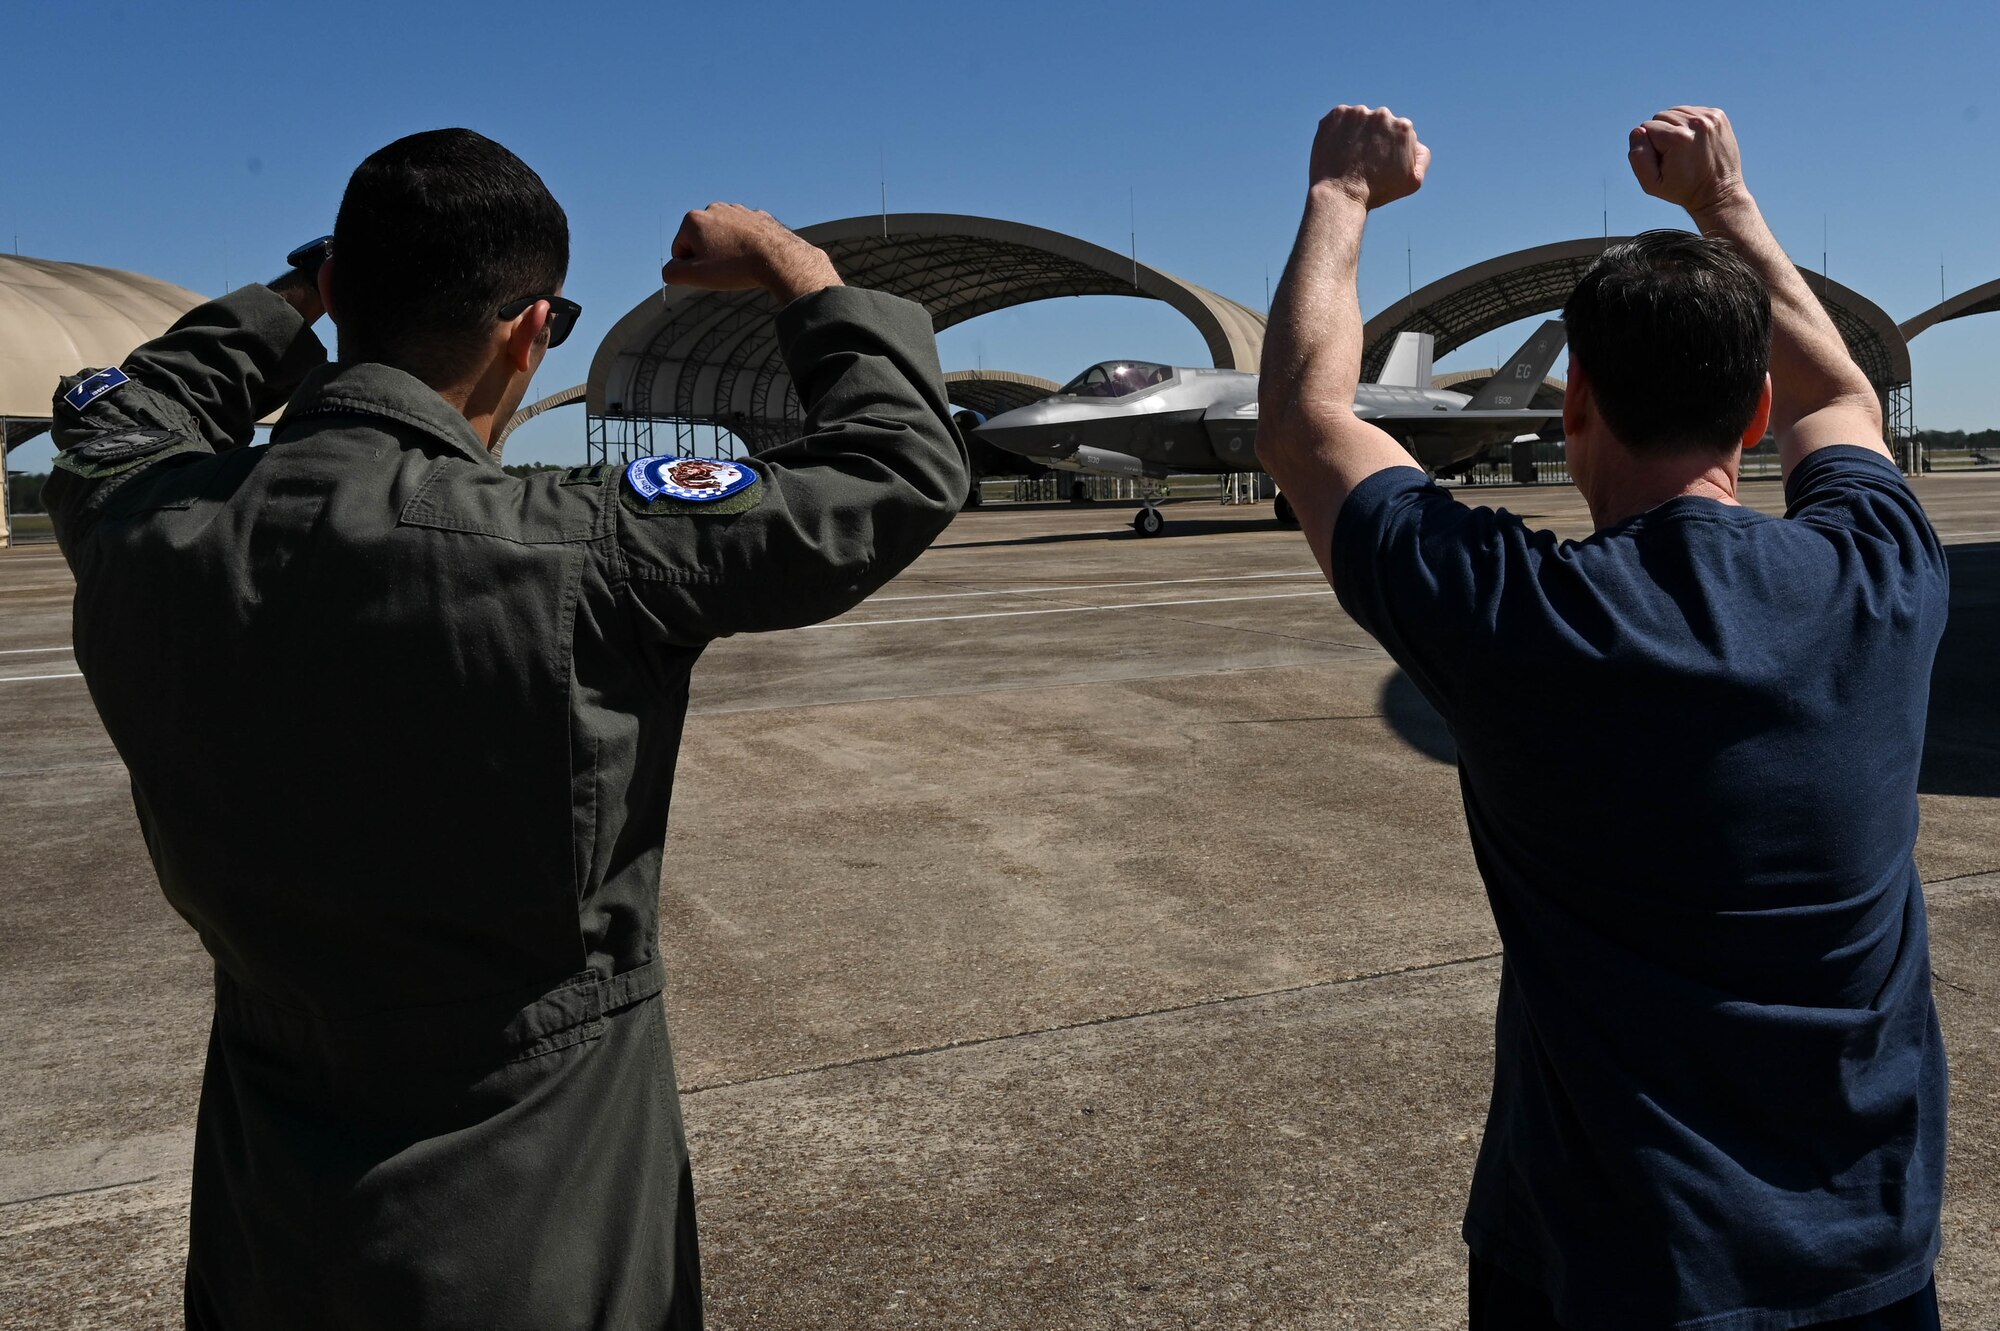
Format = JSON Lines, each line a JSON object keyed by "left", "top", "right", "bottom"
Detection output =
{"left": 973, "top": 402, "right": 1065, "bottom": 458}
{"left": 978, "top": 401, "right": 1052, "bottom": 430}
{"left": 970, "top": 420, "right": 1047, "bottom": 458}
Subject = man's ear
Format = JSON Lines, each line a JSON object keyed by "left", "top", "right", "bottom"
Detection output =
{"left": 503, "top": 300, "right": 550, "bottom": 374}
{"left": 1562, "top": 356, "right": 1592, "bottom": 442}
{"left": 1739, "top": 373, "right": 1773, "bottom": 451}
{"left": 317, "top": 257, "right": 338, "bottom": 323}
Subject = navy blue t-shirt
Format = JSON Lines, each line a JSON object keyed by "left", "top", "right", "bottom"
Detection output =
{"left": 1331, "top": 447, "right": 1950, "bottom": 1330}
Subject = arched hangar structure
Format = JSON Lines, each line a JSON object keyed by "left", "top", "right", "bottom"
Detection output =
{"left": 497, "top": 371, "right": 1065, "bottom": 464}
{"left": 1899, "top": 278, "right": 2000, "bottom": 472}
{"left": 586, "top": 213, "right": 1266, "bottom": 462}
{"left": 942, "top": 369, "right": 1062, "bottom": 418}
{"left": 1899, "top": 278, "right": 2000, "bottom": 342}
{"left": 495, "top": 383, "right": 586, "bottom": 460}
{"left": 1359, "top": 237, "right": 1914, "bottom": 458}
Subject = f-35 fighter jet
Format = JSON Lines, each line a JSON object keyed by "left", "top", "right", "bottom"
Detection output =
{"left": 974, "top": 321, "right": 1567, "bottom": 535}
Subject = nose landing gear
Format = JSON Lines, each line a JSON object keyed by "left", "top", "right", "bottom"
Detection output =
{"left": 1273, "top": 492, "right": 1299, "bottom": 529}
{"left": 1132, "top": 505, "right": 1165, "bottom": 537}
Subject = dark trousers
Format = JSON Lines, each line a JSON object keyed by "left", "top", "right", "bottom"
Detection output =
{"left": 1469, "top": 1254, "right": 1941, "bottom": 1331}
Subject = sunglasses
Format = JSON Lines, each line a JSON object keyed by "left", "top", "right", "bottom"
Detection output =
{"left": 498, "top": 294, "right": 582, "bottom": 349}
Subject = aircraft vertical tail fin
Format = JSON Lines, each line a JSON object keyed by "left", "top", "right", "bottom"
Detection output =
{"left": 1463, "top": 320, "right": 1567, "bottom": 411}
{"left": 1373, "top": 331, "right": 1435, "bottom": 388}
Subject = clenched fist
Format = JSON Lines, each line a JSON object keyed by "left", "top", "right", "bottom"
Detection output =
{"left": 660, "top": 203, "right": 842, "bottom": 303}
{"left": 1628, "top": 106, "right": 1749, "bottom": 217}
{"left": 1308, "top": 104, "right": 1430, "bottom": 209}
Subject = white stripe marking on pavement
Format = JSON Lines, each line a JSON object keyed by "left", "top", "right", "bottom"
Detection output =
{"left": 807, "top": 588, "right": 1337, "bottom": 630}
{"left": 871, "top": 570, "right": 1323, "bottom": 604}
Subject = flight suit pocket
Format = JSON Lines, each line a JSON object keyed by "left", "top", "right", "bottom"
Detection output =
{"left": 504, "top": 971, "right": 610, "bottom": 1062}
{"left": 501, "top": 958, "right": 669, "bottom": 1063}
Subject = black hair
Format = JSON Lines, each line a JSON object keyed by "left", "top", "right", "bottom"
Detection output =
{"left": 1562, "top": 230, "right": 1771, "bottom": 454}
{"left": 331, "top": 129, "right": 568, "bottom": 385}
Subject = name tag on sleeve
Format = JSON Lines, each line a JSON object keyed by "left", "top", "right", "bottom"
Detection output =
{"left": 63, "top": 367, "right": 131, "bottom": 411}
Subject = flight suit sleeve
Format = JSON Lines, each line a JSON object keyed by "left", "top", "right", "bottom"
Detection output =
{"left": 43, "top": 284, "right": 326, "bottom": 540}
{"left": 614, "top": 286, "right": 969, "bottom": 644}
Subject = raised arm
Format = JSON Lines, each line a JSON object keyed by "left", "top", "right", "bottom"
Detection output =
{"left": 1256, "top": 105, "right": 1431, "bottom": 580}
{"left": 1627, "top": 107, "right": 1888, "bottom": 471}
{"left": 45, "top": 261, "right": 327, "bottom": 547}
{"left": 107, "top": 265, "right": 326, "bottom": 456}
{"left": 615, "top": 205, "right": 966, "bottom": 644}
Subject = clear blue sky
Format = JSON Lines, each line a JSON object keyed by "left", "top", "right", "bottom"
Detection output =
{"left": 6, "top": 0, "right": 1997, "bottom": 470}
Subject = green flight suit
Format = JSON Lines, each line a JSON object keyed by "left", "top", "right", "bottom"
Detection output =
{"left": 44, "top": 281, "right": 966, "bottom": 1330}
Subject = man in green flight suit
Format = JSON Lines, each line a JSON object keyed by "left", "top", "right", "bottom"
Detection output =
{"left": 44, "top": 129, "right": 967, "bottom": 1329}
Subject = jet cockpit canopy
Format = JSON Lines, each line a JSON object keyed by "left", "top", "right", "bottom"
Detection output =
{"left": 1055, "top": 361, "right": 1174, "bottom": 398}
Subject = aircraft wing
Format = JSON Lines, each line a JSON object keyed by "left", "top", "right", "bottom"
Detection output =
{"left": 1357, "top": 407, "right": 1565, "bottom": 473}
{"left": 1359, "top": 408, "right": 1562, "bottom": 426}
{"left": 1208, "top": 401, "right": 1562, "bottom": 430}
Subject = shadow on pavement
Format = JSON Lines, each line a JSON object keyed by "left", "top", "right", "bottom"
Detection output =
{"left": 939, "top": 515, "right": 1291, "bottom": 551}
{"left": 1922, "top": 540, "right": 2000, "bottom": 798}
{"left": 1380, "top": 670, "right": 1457, "bottom": 765}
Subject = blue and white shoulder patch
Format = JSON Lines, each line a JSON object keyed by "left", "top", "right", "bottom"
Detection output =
{"left": 63, "top": 367, "right": 130, "bottom": 412}
{"left": 625, "top": 456, "right": 758, "bottom": 503}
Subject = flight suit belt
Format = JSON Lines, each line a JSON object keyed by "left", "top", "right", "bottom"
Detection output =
{"left": 211, "top": 957, "right": 667, "bottom": 1073}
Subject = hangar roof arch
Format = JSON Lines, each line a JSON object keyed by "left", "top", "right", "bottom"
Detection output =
{"left": 942, "top": 370, "right": 1061, "bottom": 418}
{"left": 494, "top": 383, "right": 586, "bottom": 459}
{"left": 2, "top": 254, "right": 207, "bottom": 453}
{"left": 1359, "top": 236, "right": 1910, "bottom": 394}
{"left": 1899, "top": 278, "right": 2000, "bottom": 342}
{"left": 588, "top": 214, "right": 1265, "bottom": 450}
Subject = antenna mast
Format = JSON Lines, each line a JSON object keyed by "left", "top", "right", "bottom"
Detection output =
{"left": 1128, "top": 186, "right": 1138, "bottom": 288}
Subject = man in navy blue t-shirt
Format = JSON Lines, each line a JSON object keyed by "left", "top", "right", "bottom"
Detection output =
{"left": 1256, "top": 105, "right": 1949, "bottom": 1329}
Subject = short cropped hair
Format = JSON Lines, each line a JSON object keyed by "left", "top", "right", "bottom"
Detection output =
{"left": 331, "top": 129, "right": 568, "bottom": 385}
{"left": 1562, "top": 230, "right": 1772, "bottom": 454}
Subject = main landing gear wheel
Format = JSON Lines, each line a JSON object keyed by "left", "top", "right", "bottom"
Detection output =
{"left": 1273, "top": 492, "right": 1299, "bottom": 529}
{"left": 1068, "top": 480, "right": 1094, "bottom": 505}
{"left": 1132, "top": 506, "right": 1166, "bottom": 537}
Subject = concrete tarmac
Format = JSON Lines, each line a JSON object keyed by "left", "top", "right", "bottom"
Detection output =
{"left": 4, "top": 473, "right": 1999, "bottom": 1328}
